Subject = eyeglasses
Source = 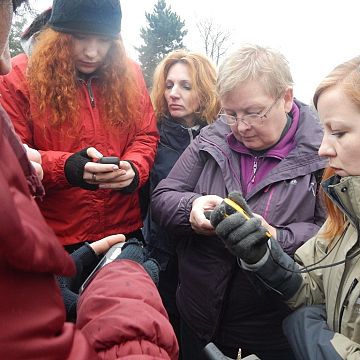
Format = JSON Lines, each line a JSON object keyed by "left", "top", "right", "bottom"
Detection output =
{"left": 218, "top": 96, "right": 281, "bottom": 127}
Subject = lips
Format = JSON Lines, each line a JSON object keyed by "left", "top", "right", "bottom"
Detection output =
{"left": 169, "top": 104, "right": 183, "bottom": 110}
{"left": 78, "top": 61, "right": 99, "bottom": 67}
{"left": 241, "top": 135, "right": 257, "bottom": 141}
{"left": 331, "top": 166, "right": 348, "bottom": 176}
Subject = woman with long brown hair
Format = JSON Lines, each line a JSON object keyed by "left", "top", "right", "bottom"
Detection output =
{"left": 143, "top": 49, "right": 220, "bottom": 349}
{"left": 0, "top": 0, "right": 158, "bottom": 250}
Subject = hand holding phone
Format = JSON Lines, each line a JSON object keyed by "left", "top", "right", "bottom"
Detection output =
{"left": 97, "top": 156, "right": 120, "bottom": 165}
{"left": 80, "top": 242, "right": 124, "bottom": 293}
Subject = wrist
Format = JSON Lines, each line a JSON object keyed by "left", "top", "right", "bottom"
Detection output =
{"left": 118, "top": 160, "right": 139, "bottom": 194}
{"left": 240, "top": 241, "right": 271, "bottom": 270}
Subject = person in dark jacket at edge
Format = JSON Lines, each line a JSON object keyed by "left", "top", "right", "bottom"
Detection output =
{"left": 0, "top": 1, "right": 178, "bottom": 359}
{"left": 142, "top": 49, "right": 220, "bottom": 354}
{"left": 151, "top": 44, "right": 328, "bottom": 360}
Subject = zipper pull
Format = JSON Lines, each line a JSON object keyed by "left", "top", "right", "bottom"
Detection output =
{"left": 309, "top": 181, "right": 316, "bottom": 196}
{"left": 339, "top": 278, "right": 358, "bottom": 332}
{"left": 251, "top": 157, "right": 258, "bottom": 184}
{"left": 344, "top": 279, "right": 358, "bottom": 307}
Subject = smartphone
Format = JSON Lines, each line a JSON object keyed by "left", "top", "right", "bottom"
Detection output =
{"left": 80, "top": 242, "right": 125, "bottom": 293}
{"left": 97, "top": 156, "right": 120, "bottom": 165}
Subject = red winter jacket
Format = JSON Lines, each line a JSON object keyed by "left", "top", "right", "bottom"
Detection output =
{"left": 0, "top": 54, "right": 159, "bottom": 245}
{"left": 0, "top": 105, "right": 178, "bottom": 359}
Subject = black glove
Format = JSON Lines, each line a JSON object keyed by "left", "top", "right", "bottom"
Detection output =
{"left": 116, "top": 238, "right": 160, "bottom": 285}
{"left": 210, "top": 191, "right": 269, "bottom": 264}
{"left": 64, "top": 147, "right": 98, "bottom": 190}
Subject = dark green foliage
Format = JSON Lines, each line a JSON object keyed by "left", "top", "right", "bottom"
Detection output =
{"left": 9, "top": 16, "right": 27, "bottom": 57}
{"left": 137, "top": 0, "right": 187, "bottom": 88}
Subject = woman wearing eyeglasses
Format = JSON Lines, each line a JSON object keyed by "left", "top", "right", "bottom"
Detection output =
{"left": 151, "top": 44, "right": 327, "bottom": 360}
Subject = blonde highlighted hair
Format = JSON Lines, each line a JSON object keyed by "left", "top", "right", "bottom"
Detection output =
{"left": 217, "top": 44, "right": 293, "bottom": 99}
{"left": 28, "top": 28, "right": 140, "bottom": 128}
{"left": 151, "top": 49, "right": 220, "bottom": 124}
{"left": 314, "top": 56, "right": 360, "bottom": 241}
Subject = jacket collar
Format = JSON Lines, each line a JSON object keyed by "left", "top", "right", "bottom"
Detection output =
{"left": 323, "top": 175, "right": 360, "bottom": 228}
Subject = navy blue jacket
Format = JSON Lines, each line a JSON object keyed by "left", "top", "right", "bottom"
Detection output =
{"left": 143, "top": 117, "right": 203, "bottom": 270}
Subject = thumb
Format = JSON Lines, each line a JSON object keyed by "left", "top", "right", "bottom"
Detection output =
{"left": 86, "top": 147, "right": 103, "bottom": 161}
{"left": 227, "top": 191, "right": 254, "bottom": 217}
{"left": 90, "top": 234, "right": 125, "bottom": 255}
{"left": 119, "top": 160, "right": 132, "bottom": 170}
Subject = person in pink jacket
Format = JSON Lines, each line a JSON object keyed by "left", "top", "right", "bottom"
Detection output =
{"left": 0, "top": 0, "right": 159, "bottom": 249}
{"left": 0, "top": 1, "right": 178, "bottom": 359}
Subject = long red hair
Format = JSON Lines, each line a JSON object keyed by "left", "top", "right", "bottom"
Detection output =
{"left": 28, "top": 28, "right": 140, "bottom": 128}
{"left": 314, "top": 56, "right": 360, "bottom": 242}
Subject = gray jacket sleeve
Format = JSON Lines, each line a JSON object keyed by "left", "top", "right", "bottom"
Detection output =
{"left": 242, "top": 238, "right": 303, "bottom": 300}
{"left": 283, "top": 305, "right": 342, "bottom": 360}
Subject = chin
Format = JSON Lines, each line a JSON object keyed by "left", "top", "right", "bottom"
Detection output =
{"left": 77, "top": 67, "right": 96, "bottom": 74}
{"left": 333, "top": 169, "right": 349, "bottom": 177}
{"left": 169, "top": 111, "right": 184, "bottom": 118}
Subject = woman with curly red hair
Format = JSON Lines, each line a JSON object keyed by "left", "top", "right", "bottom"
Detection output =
{"left": 0, "top": 0, "right": 159, "bottom": 250}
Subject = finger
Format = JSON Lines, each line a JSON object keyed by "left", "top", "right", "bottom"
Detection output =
{"left": 98, "top": 180, "right": 132, "bottom": 189}
{"left": 227, "top": 191, "right": 253, "bottom": 217}
{"left": 119, "top": 160, "right": 131, "bottom": 170}
{"left": 84, "top": 162, "right": 119, "bottom": 174}
{"left": 103, "top": 234, "right": 126, "bottom": 249}
{"left": 214, "top": 212, "right": 248, "bottom": 239}
{"left": 209, "top": 203, "right": 227, "bottom": 227}
{"left": 230, "top": 227, "right": 269, "bottom": 255}
{"left": 90, "top": 234, "right": 125, "bottom": 255}
{"left": 226, "top": 217, "right": 262, "bottom": 245}
{"left": 31, "top": 161, "right": 44, "bottom": 181}
{"left": 24, "top": 144, "right": 42, "bottom": 163}
{"left": 86, "top": 147, "right": 104, "bottom": 160}
{"left": 92, "top": 170, "right": 127, "bottom": 184}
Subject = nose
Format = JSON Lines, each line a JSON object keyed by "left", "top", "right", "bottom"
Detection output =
{"left": 235, "top": 118, "right": 251, "bottom": 132}
{"left": 83, "top": 40, "right": 99, "bottom": 59}
{"left": 169, "top": 86, "right": 180, "bottom": 99}
{"left": 318, "top": 135, "right": 336, "bottom": 157}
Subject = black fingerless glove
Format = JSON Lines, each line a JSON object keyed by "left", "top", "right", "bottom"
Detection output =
{"left": 210, "top": 191, "right": 269, "bottom": 264}
{"left": 116, "top": 238, "right": 160, "bottom": 285}
{"left": 64, "top": 147, "right": 98, "bottom": 190}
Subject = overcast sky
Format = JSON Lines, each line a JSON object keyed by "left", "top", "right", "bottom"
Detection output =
{"left": 28, "top": 0, "right": 359, "bottom": 102}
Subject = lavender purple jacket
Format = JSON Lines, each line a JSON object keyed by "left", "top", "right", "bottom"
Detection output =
{"left": 151, "top": 99, "right": 327, "bottom": 343}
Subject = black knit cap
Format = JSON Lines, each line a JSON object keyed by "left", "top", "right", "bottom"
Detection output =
{"left": 48, "top": 0, "right": 121, "bottom": 38}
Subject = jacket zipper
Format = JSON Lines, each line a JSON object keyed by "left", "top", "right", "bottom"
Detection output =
{"left": 187, "top": 128, "right": 194, "bottom": 141}
{"left": 87, "top": 81, "right": 96, "bottom": 108}
{"left": 339, "top": 278, "right": 358, "bottom": 332}
{"left": 251, "top": 156, "right": 258, "bottom": 183}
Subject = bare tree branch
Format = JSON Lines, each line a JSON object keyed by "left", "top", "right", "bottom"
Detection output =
{"left": 196, "top": 18, "right": 231, "bottom": 65}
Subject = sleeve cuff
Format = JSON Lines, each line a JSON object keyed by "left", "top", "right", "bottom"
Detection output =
{"left": 118, "top": 160, "right": 139, "bottom": 194}
{"left": 239, "top": 239, "right": 271, "bottom": 270}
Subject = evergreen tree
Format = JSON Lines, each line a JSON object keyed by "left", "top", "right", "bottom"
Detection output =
{"left": 9, "top": 16, "right": 27, "bottom": 57}
{"left": 137, "top": 0, "right": 187, "bottom": 88}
